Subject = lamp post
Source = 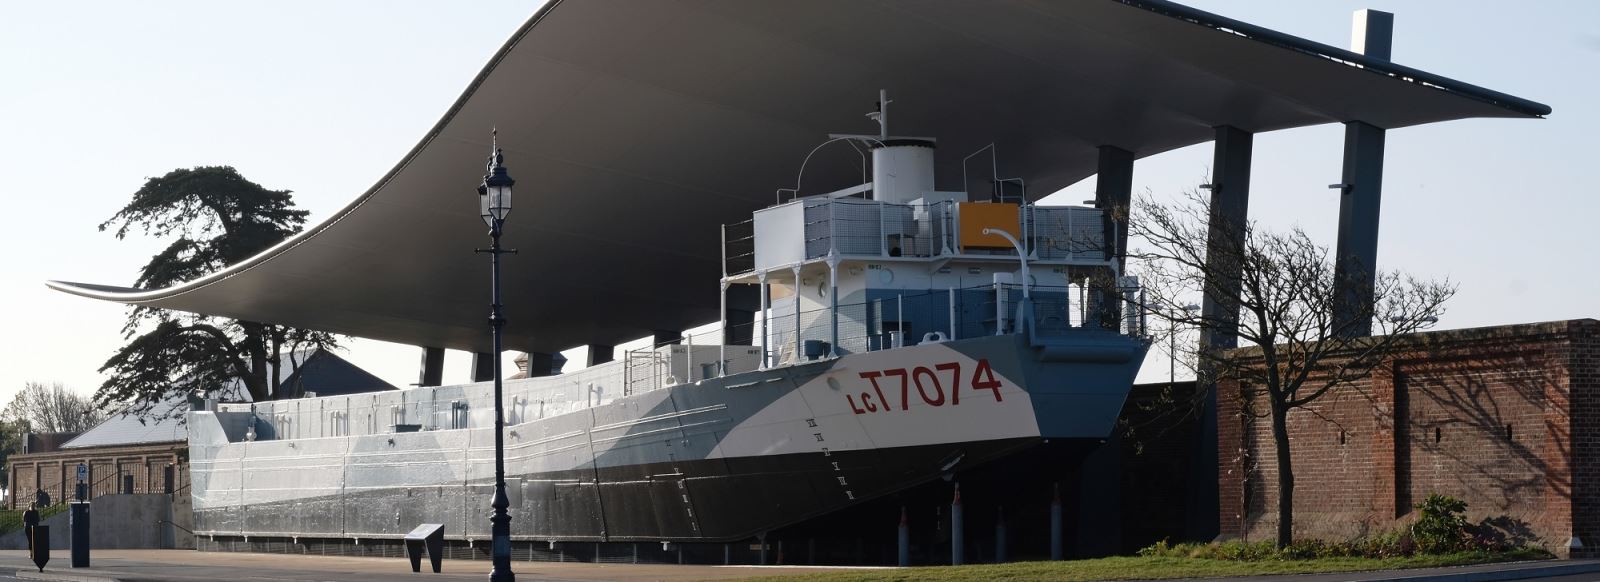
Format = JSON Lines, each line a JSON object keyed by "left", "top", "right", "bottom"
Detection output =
{"left": 1172, "top": 304, "right": 1201, "bottom": 384}
{"left": 476, "top": 131, "right": 516, "bottom": 582}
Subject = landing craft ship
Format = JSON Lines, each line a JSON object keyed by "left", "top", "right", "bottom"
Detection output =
{"left": 186, "top": 93, "right": 1150, "bottom": 561}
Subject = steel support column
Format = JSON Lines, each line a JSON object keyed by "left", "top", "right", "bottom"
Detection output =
{"left": 652, "top": 330, "right": 682, "bottom": 347}
{"left": 522, "top": 352, "right": 556, "bottom": 378}
{"left": 587, "top": 345, "right": 614, "bottom": 367}
{"left": 1192, "top": 125, "right": 1253, "bottom": 542}
{"left": 417, "top": 346, "right": 445, "bottom": 387}
{"left": 1087, "top": 145, "right": 1134, "bottom": 329}
{"left": 471, "top": 351, "right": 495, "bottom": 383}
{"left": 1333, "top": 10, "right": 1393, "bottom": 338}
{"left": 1094, "top": 145, "right": 1134, "bottom": 268}
{"left": 1332, "top": 120, "right": 1385, "bottom": 337}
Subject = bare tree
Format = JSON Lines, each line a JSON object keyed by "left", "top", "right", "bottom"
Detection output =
{"left": 1130, "top": 187, "right": 1454, "bottom": 548}
{"left": 4, "top": 382, "right": 108, "bottom": 434}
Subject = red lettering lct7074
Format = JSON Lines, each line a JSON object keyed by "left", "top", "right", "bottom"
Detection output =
{"left": 846, "top": 359, "right": 1003, "bottom": 415}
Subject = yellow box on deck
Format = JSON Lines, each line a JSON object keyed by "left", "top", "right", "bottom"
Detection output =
{"left": 958, "top": 202, "right": 1021, "bottom": 251}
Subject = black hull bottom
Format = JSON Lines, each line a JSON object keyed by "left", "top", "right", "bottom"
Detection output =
{"left": 198, "top": 439, "right": 1113, "bottom": 565}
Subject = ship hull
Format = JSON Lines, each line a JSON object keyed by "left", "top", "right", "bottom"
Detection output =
{"left": 189, "top": 333, "right": 1146, "bottom": 544}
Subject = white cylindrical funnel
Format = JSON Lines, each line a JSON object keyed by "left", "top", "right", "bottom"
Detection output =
{"left": 872, "top": 140, "right": 935, "bottom": 205}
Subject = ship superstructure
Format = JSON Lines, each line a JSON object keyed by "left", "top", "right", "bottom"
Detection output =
{"left": 185, "top": 92, "right": 1150, "bottom": 558}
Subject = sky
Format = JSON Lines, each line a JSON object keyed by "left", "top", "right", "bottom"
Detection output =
{"left": 1, "top": 0, "right": 1596, "bottom": 406}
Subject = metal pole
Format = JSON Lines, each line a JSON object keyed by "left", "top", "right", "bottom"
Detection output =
{"left": 793, "top": 266, "right": 803, "bottom": 362}
{"left": 874, "top": 298, "right": 884, "bottom": 350}
{"left": 982, "top": 228, "right": 1030, "bottom": 300}
{"left": 994, "top": 278, "right": 1005, "bottom": 336}
{"left": 995, "top": 505, "right": 1007, "bottom": 563}
{"left": 948, "top": 287, "right": 957, "bottom": 340}
{"left": 720, "top": 225, "right": 728, "bottom": 376}
{"left": 758, "top": 272, "right": 769, "bottom": 369}
{"left": 896, "top": 294, "right": 904, "bottom": 348}
{"left": 828, "top": 256, "right": 839, "bottom": 357}
{"left": 950, "top": 483, "right": 964, "bottom": 565}
{"left": 1050, "top": 483, "right": 1063, "bottom": 561}
{"left": 719, "top": 280, "right": 727, "bottom": 378}
{"left": 487, "top": 219, "right": 515, "bottom": 582}
{"left": 897, "top": 506, "right": 910, "bottom": 566}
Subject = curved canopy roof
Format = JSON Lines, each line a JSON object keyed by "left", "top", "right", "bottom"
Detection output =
{"left": 50, "top": 0, "right": 1548, "bottom": 355}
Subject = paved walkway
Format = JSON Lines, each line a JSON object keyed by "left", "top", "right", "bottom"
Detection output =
{"left": 0, "top": 549, "right": 869, "bottom": 582}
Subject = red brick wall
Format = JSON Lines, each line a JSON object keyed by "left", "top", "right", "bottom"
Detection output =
{"left": 1219, "top": 320, "right": 1599, "bottom": 556}
{"left": 6, "top": 442, "right": 187, "bottom": 508}
{"left": 1567, "top": 323, "right": 1600, "bottom": 557}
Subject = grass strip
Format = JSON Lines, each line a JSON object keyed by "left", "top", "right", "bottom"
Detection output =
{"left": 735, "top": 551, "right": 1549, "bottom": 582}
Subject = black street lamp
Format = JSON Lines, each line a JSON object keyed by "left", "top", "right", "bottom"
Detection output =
{"left": 476, "top": 131, "right": 516, "bottom": 582}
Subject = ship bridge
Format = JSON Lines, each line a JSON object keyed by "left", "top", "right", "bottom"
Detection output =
{"left": 50, "top": 0, "right": 1547, "bottom": 376}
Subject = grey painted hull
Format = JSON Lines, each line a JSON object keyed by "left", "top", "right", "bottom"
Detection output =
{"left": 189, "top": 333, "right": 1146, "bottom": 543}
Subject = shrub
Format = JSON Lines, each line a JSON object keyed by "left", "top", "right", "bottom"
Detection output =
{"left": 1412, "top": 494, "right": 1471, "bottom": 554}
{"left": 1211, "top": 540, "right": 1279, "bottom": 561}
{"left": 1136, "top": 539, "right": 1173, "bottom": 558}
{"left": 1133, "top": 497, "right": 1546, "bottom": 563}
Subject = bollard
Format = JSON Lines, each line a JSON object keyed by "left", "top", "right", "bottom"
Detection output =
{"left": 950, "top": 483, "right": 964, "bottom": 565}
{"left": 31, "top": 525, "right": 49, "bottom": 572}
{"left": 403, "top": 523, "right": 444, "bottom": 573}
{"left": 1050, "top": 482, "right": 1063, "bottom": 561}
{"left": 70, "top": 501, "right": 90, "bottom": 568}
{"left": 897, "top": 506, "right": 910, "bottom": 567}
{"left": 995, "top": 505, "right": 1008, "bottom": 563}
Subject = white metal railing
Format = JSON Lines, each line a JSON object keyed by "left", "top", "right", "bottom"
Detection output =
{"left": 731, "top": 198, "right": 1111, "bottom": 276}
{"left": 802, "top": 198, "right": 954, "bottom": 260}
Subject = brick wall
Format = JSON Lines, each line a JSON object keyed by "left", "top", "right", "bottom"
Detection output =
{"left": 6, "top": 442, "right": 188, "bottom": 508}
{"left": 1219, "top": 320, "right": 1599, "bottom": 556}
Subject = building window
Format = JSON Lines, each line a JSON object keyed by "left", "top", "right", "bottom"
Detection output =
{"left": 451, "top": 401, "right": 469, "bottom": 430}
